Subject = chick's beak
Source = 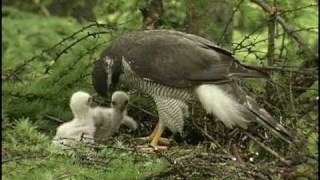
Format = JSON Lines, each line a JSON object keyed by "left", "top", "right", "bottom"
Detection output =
{"left": 87, "top": 96, "right": 98, "bottom": 108}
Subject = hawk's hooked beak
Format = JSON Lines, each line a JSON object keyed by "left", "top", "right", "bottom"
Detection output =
{"left": 92, "top": 57, "right": 122, "bottom": 98}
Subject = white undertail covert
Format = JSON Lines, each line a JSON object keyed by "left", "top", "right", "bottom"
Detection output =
{"left": 195, "top": 84, "right": 249, "bottom": 128}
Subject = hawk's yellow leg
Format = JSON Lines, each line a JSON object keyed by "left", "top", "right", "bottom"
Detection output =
{"left": 150, "top": 124, "right": 168, "bottom": 150}
{"left": 136, "top": 123, "right": 170, "bottom": 146}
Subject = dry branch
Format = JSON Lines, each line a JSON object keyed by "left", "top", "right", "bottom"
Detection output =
{"left": 44, "top": 31, "right": 110, "bottom": 73}
{"left": 255, "top": 66, "right": 318, "bottom": 76}
{"left": 2, "top": 152, "right": 50, "bottom": 164}
{"left": 251, "top": 0, "right": 318, "bottom": 61}
{"left": 218, "top": 0, "right": 244, "bottom": 45}
{"left": 243, "top": 131, "right": 290, "bottom": 165}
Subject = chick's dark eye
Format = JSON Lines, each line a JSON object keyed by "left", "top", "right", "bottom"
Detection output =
{"left": 111, "top": 101, "right": 116, "bottom": 106}
{"left": 124, "top": 100, "right": 128, "bottom": 105}
{"left": 87, "top": 97, "right": 93, "bottom": 105}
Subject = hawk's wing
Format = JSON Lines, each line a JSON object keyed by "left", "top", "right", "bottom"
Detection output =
{"left": 102, "top": 30, "right": 268, "bottom": 88}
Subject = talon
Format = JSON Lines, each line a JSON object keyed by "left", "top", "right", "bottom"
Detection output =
{"left": 135, "top": 136, "right": 152, "bottom": 144}
{"left": 136, "top": 123, "right": 170, "bottom": 151}
{"left": 136, "top": 136, "right": 170, "bottom": 145}
{"left": 158, "top": 137, "right": 170, "bottom": 145}
{"left": 136, "top": 144, "right": 168, "bottom": 152}
{"left": 150, "top": 143, "right": 168, "bottom": 151}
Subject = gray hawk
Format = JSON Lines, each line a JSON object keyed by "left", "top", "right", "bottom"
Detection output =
{"left": 92, "top": 30, "right": 292, "bottom": 150}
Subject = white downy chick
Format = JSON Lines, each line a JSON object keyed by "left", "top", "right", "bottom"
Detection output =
{"left": 92, "top": 91, "right": 137, "bottom": 142}
{"left": 52, "top": 91, "right": 96, "bottom": 146}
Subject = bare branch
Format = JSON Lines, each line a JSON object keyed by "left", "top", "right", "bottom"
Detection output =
{"left": 255, "top": 66, "right": 318, "bottom": 76}
{"left": 218, "top": 0, "right": 244, "bottom": 45}
{"left": 44, "top": 31, "right": 110, "bottom": 73}
{"left": 233, "top": 27, "right": 318, "bottom": 52}
{"left": 243, "top": 132, "right": 291, "bottom": 165}
{"left": 250, "top": 0, "right": 318, "bottom": 61}
{"left": 2, "top": 152, "right": 49, "bottom": 164}
{"left": 280, "top": 4, "right": 317, "bottom": 14}
{"left": 266, "top": 0, "right": 276, "bottom": 98}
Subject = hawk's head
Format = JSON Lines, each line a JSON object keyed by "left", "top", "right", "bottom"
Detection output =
{"left": 92, "top": 55, "right": 122, "bottom": 97}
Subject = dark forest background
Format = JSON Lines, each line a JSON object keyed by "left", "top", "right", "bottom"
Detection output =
{"left": 2, "top": 0, "right": 318, "bottom": 179}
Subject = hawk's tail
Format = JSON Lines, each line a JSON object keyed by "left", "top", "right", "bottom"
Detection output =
{"left": 195, "top": 84, "right": 293, "bottom": 144}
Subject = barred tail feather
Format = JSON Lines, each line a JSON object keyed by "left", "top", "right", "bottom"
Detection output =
{"left": 243, "top": 95, "right": 293, "bottom": 143}
{"left": 195, "top": 84, "right": 293, "bottom": 144}
{"left": 195, "top": 84, "right": 249, "bottom": 129}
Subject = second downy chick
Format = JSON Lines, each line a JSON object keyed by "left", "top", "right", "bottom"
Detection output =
{"left": 92, "top": 91, "right": 137, "bottom": 142}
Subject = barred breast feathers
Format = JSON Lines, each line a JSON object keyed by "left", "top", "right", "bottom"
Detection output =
{"left": 121, "top": 58, "right": 192, "bottom": 100}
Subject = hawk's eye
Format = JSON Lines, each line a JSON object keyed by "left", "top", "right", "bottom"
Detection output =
{"left": 111, "top": 101, "right": 116, "bottom": 106}
{"left": 124, "top": 100, "right": 128, "bottom": 105}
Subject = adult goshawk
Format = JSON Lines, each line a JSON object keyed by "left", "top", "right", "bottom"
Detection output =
{"left": 92, "top": 30, "right": 292, "bottom": 150}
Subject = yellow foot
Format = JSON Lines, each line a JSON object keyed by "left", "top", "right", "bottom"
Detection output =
{"left": 135, "top": 136, "right": 152, "bottom": 143}
{"left": 136, "top": 136, "right": 170, "bottom": 145}
{"left": 136, "top": 122, "right": 169, "bottom": 152}
{"left": 150, "top": 144, "right": 168, "bottom": 151}
{"left": 136, "top": 144, "right": 168, "bottom": 152}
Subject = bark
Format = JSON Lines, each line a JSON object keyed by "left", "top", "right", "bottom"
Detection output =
{"left": 266, "top": 3, "right": 276, "bottom": 99}
{"left": 251, "top": 0, "right": 318, "bottom": 63}
{"left": 184, "top": 1, "right": 233, "bottom": 49}
{"left": 251, "top": 0, "right": 318, "bottom": 97}
{"left": 141, "top": 0, "right": 164, "bottom": 30}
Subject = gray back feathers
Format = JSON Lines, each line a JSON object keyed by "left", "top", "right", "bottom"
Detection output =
{"left": 92, "top": 30, "right": 292, "bottom": 143}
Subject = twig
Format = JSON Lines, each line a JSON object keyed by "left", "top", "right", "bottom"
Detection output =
{"left": 155, "top": 151, "right": 187, "bottom": 179}
{"left": 49, "top": 22, "right": 112, "bottom": 51}
{"left": 231, "top": 144, "right": 244, "bottom": 163}
{"left": 129, "top": 103, "right": 158, "bottom": 118}
{"left": 250, "top": 66, "right": 318, "bottom": 76}
{"left": 288, "top": 72, "right": 296, "bottom": 111}
{"left": 2, "top": 152, "right": 50, "bottom": 164}
{"left": 218, "top": 0, "right": 244, "bottom": 45}
{"left": 55, "top": 172, "right": 95, "bottom": 180}
{"left": 53, "top": 41, "right": 106, "bottom": 83}
{"left": 233, "top": 27, "right": 318, "bottom": 52}
{"left": 4, "top": 91, "right": 54, "bottom": 101}
{"left": 243, "top": 131, "right": 290, "bottom": 165}
{"left": 3, "top": 21, "right": 131, "bottom": 81}
{"left": 45, "top": 114, "right": 65, "bottom": 123}
{"left": 280, "top": 4, "right": 317, "bottom": 14}
{"left": 44, "top": 31, "right": 111, "bottom": 73}
{"left": 145, "top": 167, "right": 175, "bottom": 179}
{"left": 233, "top": 23, "right": 266, "bottom": 52}
{"left": 3, "top": 23, "right": 105, "bottom": 81}
{"left": 266, "top": 0, "right": 276, "bottom": 99}
{"left": 245, "top": 171, "right": 270, "bottom": 180}
{"left": 251, "top": 0, "right": 317, "bottom": 61}
{"left": 192, "top": 119, "right": 230, "bottom": 155}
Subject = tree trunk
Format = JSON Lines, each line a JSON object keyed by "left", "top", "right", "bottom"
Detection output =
{"left": 184, "top": 0, "right": 233, "bottom": 49}
{"left": 141, "top": 0, "right": 164, "bottom": 30}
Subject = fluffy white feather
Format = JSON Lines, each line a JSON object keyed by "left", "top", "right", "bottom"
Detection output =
{"left": 92, "top": 91, "right": 137, "bottom": 141}
{"left": 52, "top": 120, "right": 95, "bottom": 146}
{"left": 53, "top": 91, "right": 137, "bottom": 145}
{"left": 53, "top": 91, "right": 95, "bottom": 146}
{"left": 195, "top": 84, "right": 249, "bottom": 128}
